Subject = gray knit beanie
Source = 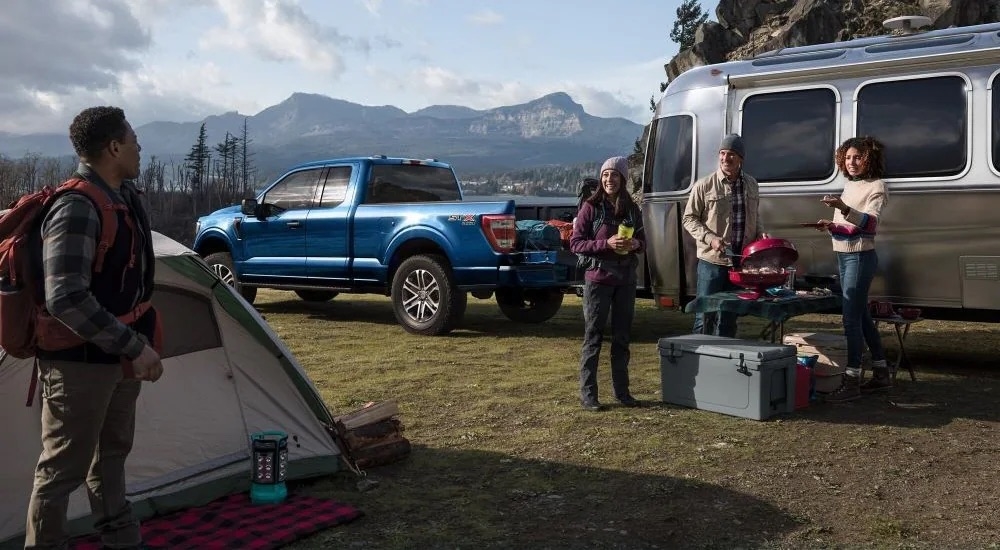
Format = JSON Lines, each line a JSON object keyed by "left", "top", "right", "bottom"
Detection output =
{"left": 719, "top": 133, "right": 746, "bottom": 158}
{"left": 600, "top": 156, "right": 629, "bottom": 181}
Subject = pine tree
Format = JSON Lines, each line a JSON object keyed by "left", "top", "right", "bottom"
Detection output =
{"left": 670, "top": 0, "right": 709, "bottom": 50}
{"left": 213, "top": 132, "right": 239, "bottom": 198}
{"left": 184, "top": 123, "right": 210, "bottom": 192}
{"left": 238, "top": 117, "right": 256, "bottom": 196}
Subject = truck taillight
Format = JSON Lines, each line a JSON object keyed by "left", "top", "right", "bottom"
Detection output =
{"left": 481, "top": 215, "right": 516, "bottom": 253}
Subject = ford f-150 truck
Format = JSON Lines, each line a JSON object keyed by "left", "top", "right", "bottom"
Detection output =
{"left": 193, "top": 156, "right": 578, "bottom": 335}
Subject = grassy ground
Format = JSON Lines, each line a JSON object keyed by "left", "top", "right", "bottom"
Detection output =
{"left": 251, "top": 289, "right": 1000, "bottom": 550}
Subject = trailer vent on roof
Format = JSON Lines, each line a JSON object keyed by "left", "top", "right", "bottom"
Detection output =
{"left": 865, "top": 34, "right": 974, "bottom": 54}
{"left": 883, "top": 15, "right": 932, "bottom": 35}
{"left": 752, "top": 49, "right": 846, "bottom": 67}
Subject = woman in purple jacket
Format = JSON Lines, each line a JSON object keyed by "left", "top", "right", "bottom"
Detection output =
{"left": 570, "top": 156, "right": 646, "bottom": 411}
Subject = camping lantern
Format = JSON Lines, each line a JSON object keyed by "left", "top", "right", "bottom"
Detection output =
{"left": 249, "top": 431, "right": 289, "bottom": 505}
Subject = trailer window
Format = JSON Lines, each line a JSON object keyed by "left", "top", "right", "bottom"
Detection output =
{"left": 857, "top": 76, "right": 967, "bottom": 178}
{"left": 740, "top": 88, "right": 837, "bottom": 182}
{"left": 645, "top": 115, "right": 693, "bottom": 193}
{"left": 993, "top": 73, "right": 1000, "bottom": 173}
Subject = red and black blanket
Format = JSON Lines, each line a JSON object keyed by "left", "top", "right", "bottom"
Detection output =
{"left": 72, "top": 492, "right": 363, "bottom": 550}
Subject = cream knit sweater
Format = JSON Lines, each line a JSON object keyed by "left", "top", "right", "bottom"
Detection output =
{"left": 829, "top": 178, "right": 887, "bottom": 253}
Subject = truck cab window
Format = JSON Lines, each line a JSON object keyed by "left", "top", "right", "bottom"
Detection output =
{"left": 365, "top": 164, "right": 461, "bottom": 204}
{"left": 319, "top": 166, "right": 352, "bottom": 208}
{"left": 857, "top": 75, "right": 967, "bottom": 178}
{"left": 645, "top": 115, "right": 693, "bottom": 193}
{"left": 740, "top": 87, "right": 837, "bottom": 182}
{"left": 263, "top": 168, "right": 324, "bottom": 211}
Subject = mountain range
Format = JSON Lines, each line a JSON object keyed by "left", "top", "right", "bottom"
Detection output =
{"left": 0, "top": 92, "right": 644, "bottom": 177}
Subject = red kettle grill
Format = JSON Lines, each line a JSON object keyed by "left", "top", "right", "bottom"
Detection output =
{"left": 728, "top": 237, "right": 799, "bottom": 300}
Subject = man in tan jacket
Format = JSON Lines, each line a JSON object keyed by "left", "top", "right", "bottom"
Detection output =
{"left": 682, "top": 134, "right": 767, "bottom": 337}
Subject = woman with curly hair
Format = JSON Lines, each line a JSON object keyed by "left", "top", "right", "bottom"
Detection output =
{"left": 815, "top": 136, "right": 889, "bottom": 403}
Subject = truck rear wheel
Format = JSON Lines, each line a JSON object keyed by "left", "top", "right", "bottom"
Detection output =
{"left": 204, "top": 252, "right": 257, "bottom": 304}
{"left": 295, "top": 290, "right": 338, "bottom": 302}
{"left": 495, "top": 288, "right": 564, "bottom": 324}
{"left": 391, "top": 254, "right": 466, "bottom": 336}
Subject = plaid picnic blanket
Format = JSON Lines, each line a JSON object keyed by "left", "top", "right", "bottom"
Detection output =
{"left": 72, "top": 492, "right": 363, "bottom": 550}
{"left": 684, "top": 291, "right": 842, "bottom": 323}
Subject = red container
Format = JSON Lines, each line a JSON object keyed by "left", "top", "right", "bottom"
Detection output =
{"left": 897, "top": 307, "right": 922, "bottom": 320}
{"left": 795, "top": 363, "right": 811, "bottom": 410}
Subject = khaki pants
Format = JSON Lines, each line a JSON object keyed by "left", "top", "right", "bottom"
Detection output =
{"left": 25, "top": 360, "right": 142, "bottom": 550}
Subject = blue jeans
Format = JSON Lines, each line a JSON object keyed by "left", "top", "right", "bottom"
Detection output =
{"left": 837, "top": 250, "right": 885, "bottom": 369}
{"left": 579, "top": 279, "right": 636, "bottom": 403}
{"left": 693, "top": 259, "right": 738, "bottom": 338}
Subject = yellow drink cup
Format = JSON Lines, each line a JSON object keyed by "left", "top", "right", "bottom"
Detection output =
{"left": 616, "top": 224, "right": 634, "bottom": 254}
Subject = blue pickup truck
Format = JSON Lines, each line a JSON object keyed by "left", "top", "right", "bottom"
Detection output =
{"left": 193, "top": 156, "right": 578, "bottom": 335}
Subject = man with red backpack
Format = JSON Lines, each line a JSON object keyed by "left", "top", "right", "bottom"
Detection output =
{"left": 22, "top": 106, "right": 162, "bottom": 550}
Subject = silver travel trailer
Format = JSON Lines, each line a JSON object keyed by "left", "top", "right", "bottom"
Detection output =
{"left": 641, "top": 18, "right": 1000, "bottom": 321}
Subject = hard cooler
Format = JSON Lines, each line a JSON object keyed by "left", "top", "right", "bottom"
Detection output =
{"left": 658, "top": 334, "right": 797, "bottom": 421}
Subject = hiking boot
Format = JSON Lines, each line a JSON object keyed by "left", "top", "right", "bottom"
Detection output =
{"left": 825, "top": 377, "right": 861, "bottom": 403}
{"left": 581, "top": 399, "right": 603, "bottom": 412}
{"left": 861, "top": 366, "right": 892, "bottom": 393}
{"left": 617, "top": 395, "right": 641, "bottom": 407}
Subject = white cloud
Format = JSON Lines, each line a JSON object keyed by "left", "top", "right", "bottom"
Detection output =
{"left": 0, "top": 0, "right": 151, "bottom": 133}
{"left": 411, "top": 67, "right": 483, "bottom": 96}
{"left": 128, "top": 0, "right": 211, "bottom": 20}
{"left": 468, "top": 9, "right": 504, "bottom": 26}
{"left": 361, "top": 0, "right": 382, "bottom": 15}
{"left": 201, "top": 0, "right": 354, "bottom": 74}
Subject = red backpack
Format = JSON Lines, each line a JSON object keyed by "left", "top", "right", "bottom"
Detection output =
{"left": 0, "top": 178, "right": 139, "bottom": 359}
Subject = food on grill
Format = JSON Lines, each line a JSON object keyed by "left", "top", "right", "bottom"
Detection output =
{"left": 729, "top": 238, "right": 799, "bottom": 300}
{"left": 739, "top": 265, "right": 783, "bottom": 275}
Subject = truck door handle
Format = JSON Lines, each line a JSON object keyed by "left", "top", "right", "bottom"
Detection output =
{"left": 286, "top": 221, "right": 302, "bottom": 229}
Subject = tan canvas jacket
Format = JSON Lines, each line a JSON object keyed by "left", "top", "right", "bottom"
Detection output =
{"left": 682, "top": 169, "right": 765, "bottom": 266}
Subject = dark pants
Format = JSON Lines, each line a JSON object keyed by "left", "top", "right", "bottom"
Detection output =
{"left": 579, "top": 279, "right": 636, "bottom": 403}
{"left": 693, "top": 259, "right": 739, "bottom": 337}
{"left": 837, "top": 250, "right": 885, "bottom": 369}
{"left": 25, "top": 360, "right": 142, "bottom": 550}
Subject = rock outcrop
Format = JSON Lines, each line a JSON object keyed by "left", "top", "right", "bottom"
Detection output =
{"left": 666, "top": 0, "right": 999, "bottom": 80}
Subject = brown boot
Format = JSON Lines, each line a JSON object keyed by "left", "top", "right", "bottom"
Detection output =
{"left": 861, "top": 361, "right": 892, "bottom": 393}
{"left": 825, "top": 375, "right": 861, "bottom": 403}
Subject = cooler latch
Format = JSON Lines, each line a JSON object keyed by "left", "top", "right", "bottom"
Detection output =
{"left": 667, "top": 343, "right": 680, "bottom": 360}
{"left": 736, "top": 353, "right": 751, "bottom": 376}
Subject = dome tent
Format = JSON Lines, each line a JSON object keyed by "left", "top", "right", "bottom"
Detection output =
{"left": 0, "top": 232, "right": 343, "bottom": 547}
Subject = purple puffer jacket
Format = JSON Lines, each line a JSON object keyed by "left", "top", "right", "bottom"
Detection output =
{"left": 570, "top": 200, "right": 645, "bottom": 286}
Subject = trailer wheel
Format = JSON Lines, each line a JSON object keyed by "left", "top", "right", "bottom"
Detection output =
{"left": 204, "top": 252, "right": 257, "bottom": 304}
{"left": 391, "top": 254, "right": 467, "bottom": 335}
{"left": 495, "top": 288, "right": 564, "bottom": 324}
{"left": 295, "top": 290, "right": 338, "bottom": 302}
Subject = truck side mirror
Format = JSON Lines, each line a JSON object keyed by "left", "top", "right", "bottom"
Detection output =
{"left": 241, "top": 198, "right": 258, "bottom": 217}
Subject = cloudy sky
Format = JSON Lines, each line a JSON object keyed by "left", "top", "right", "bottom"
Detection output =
{"left": 0, "top": 0, "right": 688, "bottom": 134}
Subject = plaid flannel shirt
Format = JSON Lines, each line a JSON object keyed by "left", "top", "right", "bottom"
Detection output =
{"left": 727, "top": 171, "right": 746, "bottom": 254}
{"left": 40, "top": 165, "right": 148, "bottom": 360}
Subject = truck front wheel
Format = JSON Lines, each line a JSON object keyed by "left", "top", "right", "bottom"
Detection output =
{"left": 391, "top": 254, "right": 467, "bottom": 336}
{"left": 495, "top": 288, "right": 564, "bottom": 323}
{"left": 204, "top": 252, "right": 257, "bottom": 304}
